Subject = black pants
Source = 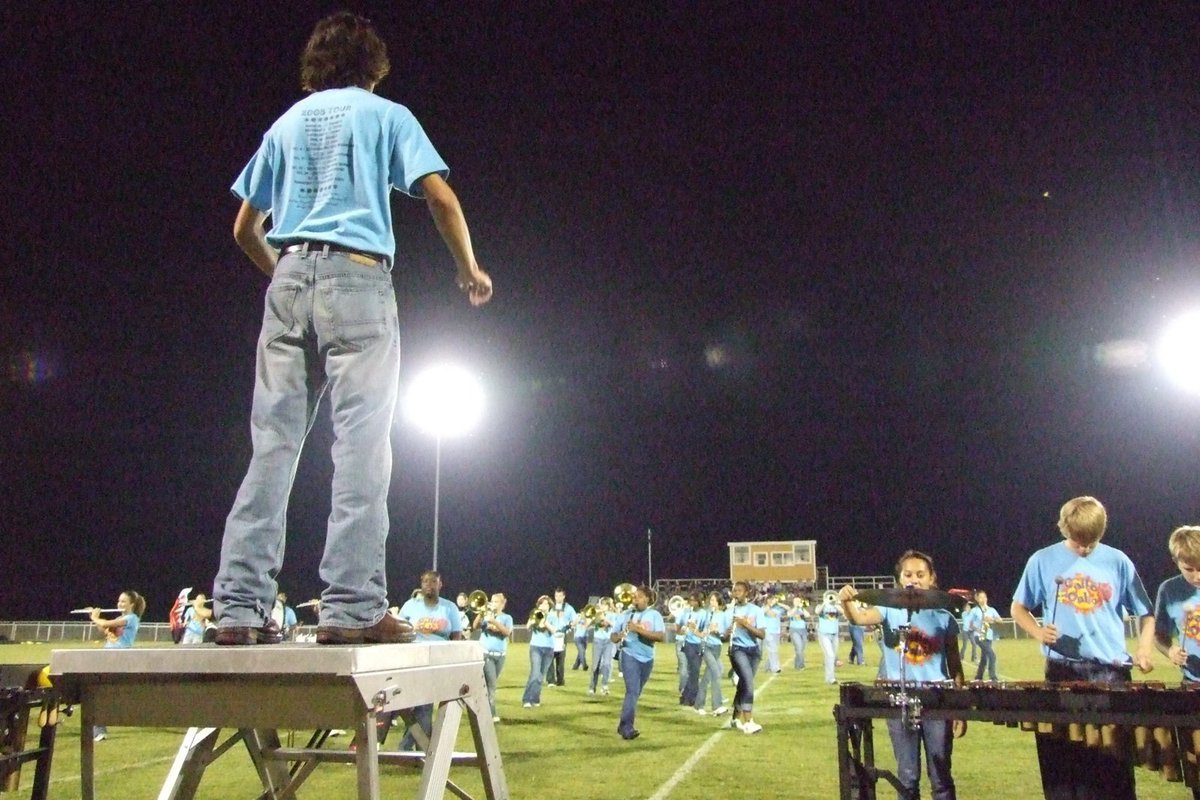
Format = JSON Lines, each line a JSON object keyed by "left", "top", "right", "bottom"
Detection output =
{"left": 1036, "top": 659, "right": 1135, "bottom": 800}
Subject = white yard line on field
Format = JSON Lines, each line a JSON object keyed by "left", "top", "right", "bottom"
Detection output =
{"left": 645, "top": 672, "right": 779, "bottom": 800}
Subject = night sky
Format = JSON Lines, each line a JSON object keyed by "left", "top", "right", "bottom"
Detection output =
{"left": 3, "top": 4, "right": 1200, "bottom": 622}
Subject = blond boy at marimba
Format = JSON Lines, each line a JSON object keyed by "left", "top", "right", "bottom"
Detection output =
{"left": 1153, "top": 525, "right": 1200, "bottom": 800}
{"left": 1011, "top": 495, "right": 1155, "bottom": 800}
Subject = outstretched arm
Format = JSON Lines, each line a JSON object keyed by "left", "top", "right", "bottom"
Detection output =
{"left": 422, "top": 173, "right": 492, "bottom": 306}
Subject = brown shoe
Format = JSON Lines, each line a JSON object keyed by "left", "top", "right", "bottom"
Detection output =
{"left": 317, "top": 615, "right": 415, "bottom": 645}
{"left": 214, "top": 619, "right": 284, "bottom": 646}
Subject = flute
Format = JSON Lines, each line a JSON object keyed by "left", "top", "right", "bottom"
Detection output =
{"left": 71, "top": 608, "right": 120, "bottom": 614}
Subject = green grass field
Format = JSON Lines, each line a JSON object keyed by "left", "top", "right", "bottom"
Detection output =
{"left": 2, "top": 638, "right": 1193, "bottom": 799}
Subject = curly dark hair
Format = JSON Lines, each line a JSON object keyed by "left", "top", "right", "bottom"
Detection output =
{"left": 300, "top": 12, "right": 390, "bottom": 92}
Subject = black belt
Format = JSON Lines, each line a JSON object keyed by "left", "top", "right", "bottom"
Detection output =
{"left": 281, "top": 241, "right": 384, "bottom": 264}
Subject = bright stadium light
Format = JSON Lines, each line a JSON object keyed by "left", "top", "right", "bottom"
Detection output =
{"left": 404, "top": 364, "right": 485, "bottom": 570}
{"left": 1157, "top": 310, "right": 1200, "bottom": 395}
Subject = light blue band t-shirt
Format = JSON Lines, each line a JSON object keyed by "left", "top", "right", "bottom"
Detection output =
{"left": 398, "top": 597, "right": 462, "bottom": 642}
{"left": 480, "top": 612, "right": 514, "bottom": 654}
{"left": 1154, "top": 575, "right": 1200, "bottom": 682}
{"left": 879, "top": 606, "right": 958, "bottom": 684}
{"left": 619, "top": 608, "right": 665, "bottom": 663}
{"left": 1013, "top": 541, "right": 1152, "bottom": 666}
{"left": 232, "top": 86, "right": 448, "bottom": 262}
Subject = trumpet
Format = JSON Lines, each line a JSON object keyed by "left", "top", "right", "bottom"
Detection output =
{"left": 467, "top": 589, "right": 490, "bottom": 614}
{"left": 613, "top": 583, "right": 637, "bottom": 606}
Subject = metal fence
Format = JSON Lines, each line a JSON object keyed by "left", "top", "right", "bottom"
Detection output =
{"left": 0, "top": 617, "right": 1146, "bottom": 646}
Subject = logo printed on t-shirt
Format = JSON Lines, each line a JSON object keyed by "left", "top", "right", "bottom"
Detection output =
{"left": 1184, "top": 605, "right": 1200, "bottom": 644}
{"left": 899, "top": 626, "right": 942, "bottom": 664}
{"left": 1059, "top": 573, "right": 1113, "bottom": 614}
{"left": 415, "top": 616, "right": 449, "bottom": 637}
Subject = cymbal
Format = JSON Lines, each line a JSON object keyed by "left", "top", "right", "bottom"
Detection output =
{"left": 855, "top": 587, "right": 963, "bottom": 611}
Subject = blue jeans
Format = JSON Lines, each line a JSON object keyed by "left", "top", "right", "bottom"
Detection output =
{"left": 974, "top": 638, "right": 997, "bottom": 681}
{"left": 522, "top": 646, "right": 554, "bottom": 705}
{"left": 482, "top": 653, "right": 505, "bottom": 717}
{"left": 214, "top": 250, "right": 399, "bottom": 629}
{"left": 960, "top": 631, "right": 978, "bottom": 661}
{"left": 573, "top": 636, "right": 588, "bottom": 668}
{"left": 590, "top": 638, "right": 614, "bottom": 690}
{"left": 849, "top": 625, "right": 866, "bottom": 664}
{"left": 399, "top": 704, "right": 433, "bottom": 751}
{"left": 886, "top": 718, "right": 956, "bottom": 800}
{"left": 729, "top": 646, "right": 760, "bottom": 712}
{"left": 680, "top": 641, "right": 703, "bottom": 705}
{"left": 789, "top": 629, "right": 807, "bottom": 668}
{"left": 695, "top": 643, "right": 724, "bottom": 709}
{"left": 618, "top": 651, "right": 653, "bottom": 735}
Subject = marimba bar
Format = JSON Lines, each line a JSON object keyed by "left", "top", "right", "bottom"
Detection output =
{"left": 834, "top": 681, "right": 1200, "bottom": 800}
{"left": 51, "top": 641, "right": 507, "bottom": 800}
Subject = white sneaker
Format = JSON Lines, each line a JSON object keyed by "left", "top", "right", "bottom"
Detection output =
{"left": 730, "top": 718, "right": 743, "bottom": 730}
{"left": 696, "top": 708, "right": 708, "bottom": 715}
{"left": 523, "top": 702, "right": 532, "bottom": 709}
{"left": 588, "top": 689, "right": 595, "bottom": 695}
{"left": 93, "top": 732, "right": 107, "bottom": 742}
{"left": 742, "top": 720, "right": 763, "bottom": 735}
{"left": 492, "top": 716, "right": 501, "bottom": 723}
{"left": 328, "top": 729, "right": 347, "bottom": 737}
{"left": 713, "top": 706, "right": 729, "bottom": 716}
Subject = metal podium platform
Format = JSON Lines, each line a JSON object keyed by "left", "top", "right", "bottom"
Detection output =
{"left": 50, "top": 642, "right": 507, "bottom": 800}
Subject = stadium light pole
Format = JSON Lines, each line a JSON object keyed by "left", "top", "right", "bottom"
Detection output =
{"left": 404, "top": 364, "right": 484, "bottom": 571}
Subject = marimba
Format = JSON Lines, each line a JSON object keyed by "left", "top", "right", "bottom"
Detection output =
{"left": 0, "top": 665, "right": 59, "bottom": 800}
{"left": 833, "top": 681, "right": 1200, "bottom": 800}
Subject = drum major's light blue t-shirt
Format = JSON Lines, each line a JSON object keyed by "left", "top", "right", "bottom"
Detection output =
{"left": 232, "top": 86, "right": 449, "bottom": 262}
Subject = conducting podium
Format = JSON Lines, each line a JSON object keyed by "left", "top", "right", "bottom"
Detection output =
{"left": 51, "top": 641, "right": 507, "bottom": 800}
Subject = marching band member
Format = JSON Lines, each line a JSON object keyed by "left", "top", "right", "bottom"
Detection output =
{"left": 589, "top": 597, "right": 619, "bottom": 695}
{"left": 694, "top": 591, "right": 729, "bottom": 716}
{"left": 472, "top": 593, "right": 513, "bottom": 723}
{"left": 958, "top": 598, "right": 979, "bottom": 663}
{"left": 678, "top": 593, "right": 706, "bottom": 707}
{"left": 571, "top": 607, "right": 590, "bottom": 671}
{"left": 545, "top": 588, "right": 575, "bottom": 687}
{"left": 726, "top": 581, "right": 766, "bottom": 734}
{"left": 396, "top": 570, "right": 463, "bottom": 749}
{"left": 970, "top": 589, "right": 1001, "bottom": 682}
{"left": 815, "top": 592, "right": 843, "bottom": 684}
{"left": 89, "top": 591, "right": 146, "bottom": 741}
{"left": 1154, "top": 525, "right": 1200, "bottom": 800}
{"left": 673, "top": 597, "right": 691, "bottom": 697}
{"left": 1011, "top": 496, "right": 1154, "bottom": 800}
{"left": 180, "top": 592, "right": 214, "bottom": 645}
{"left": 841, "top": 550, "right": 966, "bottom": 800}
{"left": 522, "top": 595, "right": 554, "bottom": 709}
{"left": 786, "top": 596, "right": 810, "bottom": 670}
{"left": 762, "top": 595, "right": 785, "bottom": 673}
{"left": 612, "top": 585, "right": 665, "bottom": 740}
